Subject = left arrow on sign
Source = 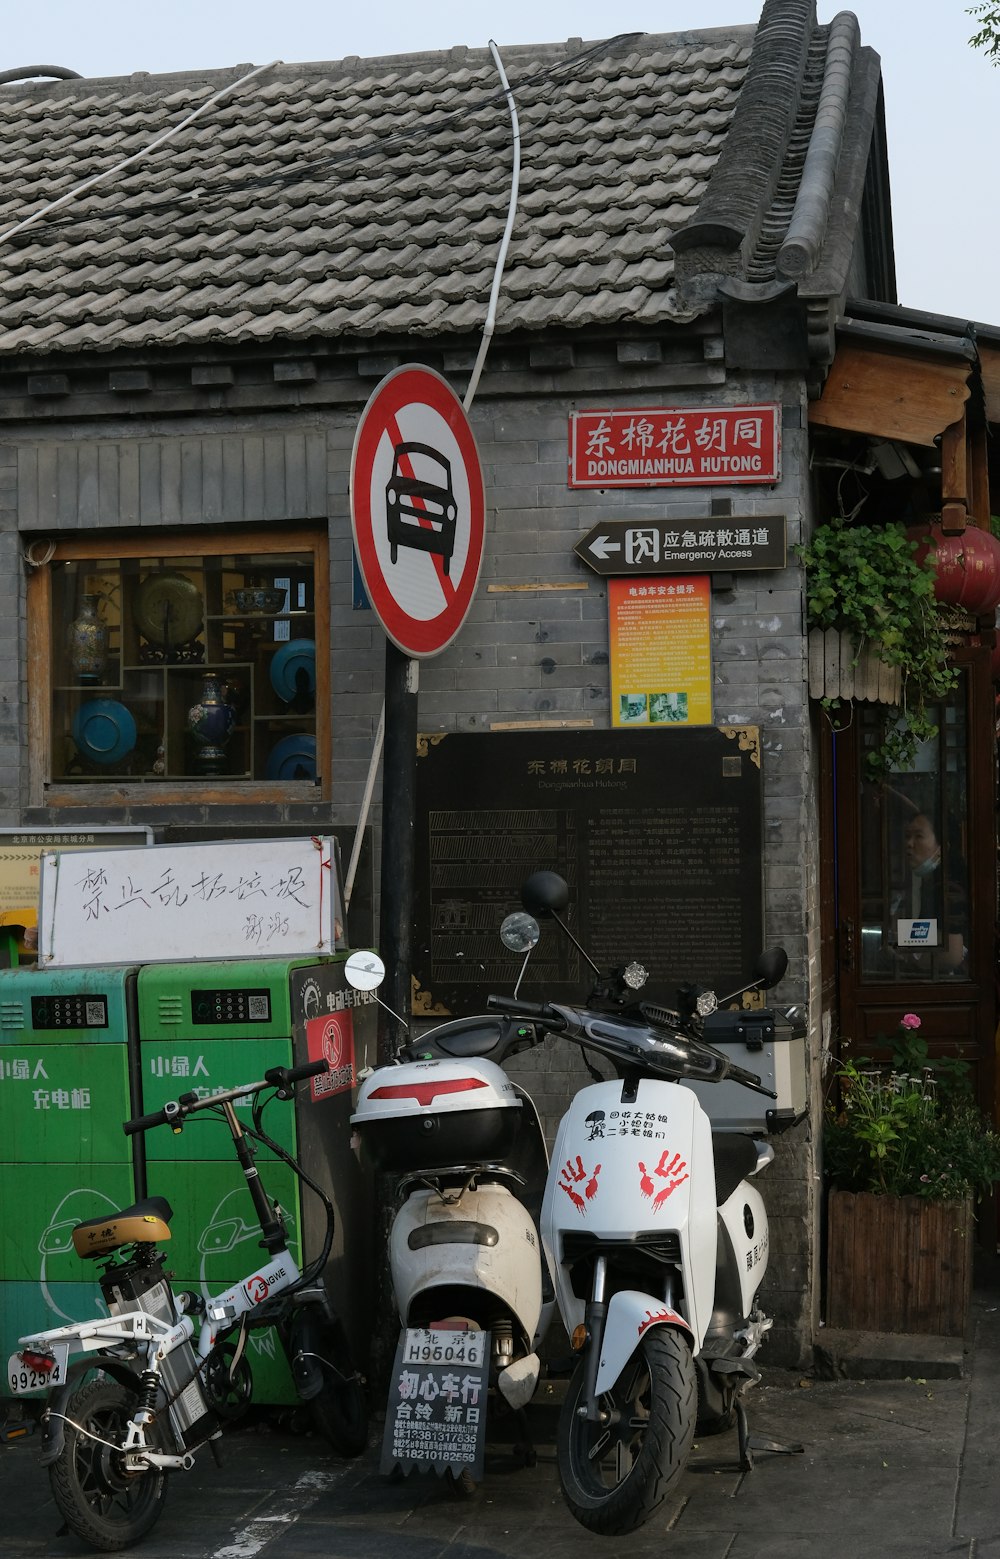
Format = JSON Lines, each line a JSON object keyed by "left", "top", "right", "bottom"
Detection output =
{"left": 588, "top": 535, "right": 621, "bottom": 559}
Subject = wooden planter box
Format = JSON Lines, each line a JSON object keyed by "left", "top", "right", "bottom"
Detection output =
{"left": 826, "top": 1189, "right": 973, "bottom": 1336}
{"left": 807, "top": 627, "right": 901, "bottom": 704}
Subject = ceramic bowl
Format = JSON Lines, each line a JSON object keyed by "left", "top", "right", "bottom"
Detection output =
{"left": 269, "top": 638, "right": 316, "bottom": 703}
{"left": 233, "top": 586, "right": 287, "bottom": 614}
{"left": 72, "top": 699, "right": 137, "bottom": 766}
{"left": 265, "top": 733, "right": 317, "bottom": 781}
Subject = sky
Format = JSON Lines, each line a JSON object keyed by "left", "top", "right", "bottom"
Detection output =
{"left": 3, "top": 1, "right": 997, "bottom": 325}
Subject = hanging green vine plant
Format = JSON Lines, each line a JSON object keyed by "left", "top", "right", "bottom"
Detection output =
{"left": 797, "top": 517, "right": 957, "bottom": 779}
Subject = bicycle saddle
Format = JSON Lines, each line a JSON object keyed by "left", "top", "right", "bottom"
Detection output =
{"left": 71, "top": 1195, "right": 174, "bottom": 1259}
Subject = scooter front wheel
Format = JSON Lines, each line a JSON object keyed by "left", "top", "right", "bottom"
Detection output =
{"left": 557, "top": 1327, "right": 696, "bottom": 1536}
{"left": 48, "top": 1378, "right": 168, "bottom": 1552}
{"left": 294, "top": 1314, "right": 368, "bottom": 1457}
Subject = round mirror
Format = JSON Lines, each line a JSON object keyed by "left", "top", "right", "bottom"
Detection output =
{"left": 500, "top": 912, "right": 540, "bottom": 955}
{"left": 754, "top": 947, "right": 788, "bottom": 989}
{"left": 344, "top": 950, "right": 386, "bottom": 992}
{"left": 520, "top": 870, "right": 570, "bottom": 917}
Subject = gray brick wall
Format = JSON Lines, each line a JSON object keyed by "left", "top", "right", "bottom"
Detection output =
{"left": 2, "top": 347, "right": 821, "bottom": 1366}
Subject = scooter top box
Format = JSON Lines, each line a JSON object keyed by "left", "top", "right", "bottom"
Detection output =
{"left": 352, "top": 1056, "right": 523, "bottom": 1173}
{"left": 683, "top": 1010, "right": 807, "bottom": 1133}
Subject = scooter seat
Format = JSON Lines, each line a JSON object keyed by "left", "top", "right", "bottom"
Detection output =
{"left": 712, "top": 1133, "right": 761, "bottom": 1205}
{"left": 71, "top": 1196, "right": 174, "bottom": 1259}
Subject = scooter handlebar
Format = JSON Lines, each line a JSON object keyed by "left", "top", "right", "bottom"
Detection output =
{"left": 122, "top": 1060, "right": 330, "bottom": 1134}
{"left": 489, "top": 993, "right": 777, "bottom": 1097}
{"left": 485, "top": 994, "right": 564, "bottom": 1024}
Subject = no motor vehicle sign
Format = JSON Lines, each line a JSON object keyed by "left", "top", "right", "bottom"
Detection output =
{"left": 351, "top": 366, "right": 486, "bottom": 657}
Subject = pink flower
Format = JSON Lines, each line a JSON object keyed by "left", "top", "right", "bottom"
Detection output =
{"left": 900, "top": 1013, "right": 921, "bottom": 1030}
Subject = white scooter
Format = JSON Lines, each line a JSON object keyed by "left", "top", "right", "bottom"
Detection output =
{"left": 348, "top": 954, "right": 553, "bottom": 1487}
{"left": 348, "top": 872, "right": 799, "bottom": 1527}
{"left": 481, "top": 870, "right": 797, "bottom": 1536}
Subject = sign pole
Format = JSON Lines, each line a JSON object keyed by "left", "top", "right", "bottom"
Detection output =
{"left": 377, "top": 644, "right": 418, "bottom": 1063}
{"left": 350, "top": 364, "right": 486, "bottom": 1389}
{"left": 350, "top": 363, "right": 485, "bottom": 1065}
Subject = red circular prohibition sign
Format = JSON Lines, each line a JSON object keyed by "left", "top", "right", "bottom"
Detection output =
{"left": 350, "top": 365, "right": 486, "bottom": 658}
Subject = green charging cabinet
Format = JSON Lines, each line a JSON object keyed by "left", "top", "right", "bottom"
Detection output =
{"left": 2, "top": 954, "right": 376, "bottom": 1409}
{"left": 135, "top": 955, "right": 375, "bottom": 1401}
{"left": 0, "top": 965, "right": 141, "bottom": 1375}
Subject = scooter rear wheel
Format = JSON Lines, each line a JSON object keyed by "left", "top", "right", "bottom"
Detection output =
{"left": 48, "top": 1378, "right": 168, "bottom": 1552}
{"left": 557, "top": 1327, "right": 696, "bottom": 1536}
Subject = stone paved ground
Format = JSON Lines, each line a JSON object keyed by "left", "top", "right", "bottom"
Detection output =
{"left": 2, "top": 1280, "right": 997, "bottom": 1559}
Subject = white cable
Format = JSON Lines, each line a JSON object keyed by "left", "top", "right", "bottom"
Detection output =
{"left": 0, "top": 59, "right": 280, "bottom": 247}
{"left": 463, "top": 40, "right": 521, "bottom": 413}
{"left": 344, "top": 700, "right": 385, "bottom": 911}
{"left": 23, "top": 538, "right": 56, "bottom": 567}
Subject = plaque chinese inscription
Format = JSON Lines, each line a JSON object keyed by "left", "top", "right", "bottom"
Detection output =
{"left": 414, "top": 729, "right": 763, "bottom": 1014}
{"left": 568, "top": 406, "right": 780, "bottom": 488}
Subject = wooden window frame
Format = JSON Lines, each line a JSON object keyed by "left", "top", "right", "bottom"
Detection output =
{"left": 27, "top": 526, "right": 330, "bottom": 808}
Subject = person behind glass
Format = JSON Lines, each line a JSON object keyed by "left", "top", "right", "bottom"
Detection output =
{"left": 898, "top": 811, "right": 966, "bottom": 972}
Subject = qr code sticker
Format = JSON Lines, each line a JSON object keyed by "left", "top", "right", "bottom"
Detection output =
{"left": 85, "top": 1002, "right": 105, "bottom": 1026}
{"left": 247, "top": 994, "right": 270, "bottom": 1021}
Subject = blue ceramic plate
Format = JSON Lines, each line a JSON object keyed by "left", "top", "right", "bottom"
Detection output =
{"left": 270, "top": 638, "right": 316, "bottom": 703}
{"left": 265, "top": 734, "right": 317, "bottom": 782}
{"left": 72, "top": 699, "right": 137, "bottom": 766}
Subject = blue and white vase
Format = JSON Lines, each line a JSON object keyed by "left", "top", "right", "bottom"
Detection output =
{"left": 67, "top": 594, "right": 108, "bottom": 685}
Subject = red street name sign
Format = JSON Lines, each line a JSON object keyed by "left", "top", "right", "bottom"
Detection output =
{"left": 568, "top": 404, "right": 780, "bottom": 489}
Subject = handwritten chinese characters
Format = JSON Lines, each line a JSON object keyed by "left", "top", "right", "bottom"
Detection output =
{"left": 77, "top": 863, "right": 308, "bottom": 938}
{"left": 568, "top": 405, "right": 780, "bottom": 488}
{"left": 40, "top": 837, "right": 336, "bottom": 968}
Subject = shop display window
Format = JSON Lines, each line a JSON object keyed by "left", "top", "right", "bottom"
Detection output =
{"left": 32, "top": 531, "right": 327, "bottom": 797}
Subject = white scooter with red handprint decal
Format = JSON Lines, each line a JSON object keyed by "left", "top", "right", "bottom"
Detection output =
{"left": 484, "top": 870, "right": 798, "bottom": 1538}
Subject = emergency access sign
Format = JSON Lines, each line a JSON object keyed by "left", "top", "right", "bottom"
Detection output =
{"left": 568, "top": 404, "right": 780, "bottom": 488}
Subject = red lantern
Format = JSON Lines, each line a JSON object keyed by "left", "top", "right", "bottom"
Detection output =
{"left": 908, "top": 521, "right": 1000, "bottom": 615}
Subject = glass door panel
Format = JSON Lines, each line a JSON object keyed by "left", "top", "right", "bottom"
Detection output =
{"left": 857, "top": 678, "right": 970, "bottom": 983}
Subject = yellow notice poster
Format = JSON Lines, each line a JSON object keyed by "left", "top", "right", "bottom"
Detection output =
{"left": 609, "top": 576, "right": 712, "bottom": 727}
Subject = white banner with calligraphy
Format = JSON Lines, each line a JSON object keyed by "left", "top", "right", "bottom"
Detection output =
{"left": 38, "top": 836, "right": 338, "bottom": 967}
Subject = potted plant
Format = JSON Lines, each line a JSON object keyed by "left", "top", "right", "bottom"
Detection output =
{"left": 824, "top": 1015, "right": 1000, "bottom": 1335}
{"left": 798, "top": 518, "right": 957, "bottom": 778}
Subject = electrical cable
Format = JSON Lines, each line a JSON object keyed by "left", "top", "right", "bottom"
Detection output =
{"left": 0, "top": 58, "right": 280, "bottom": 248}
{"left": 463, "top": 39, "right": 520, "bottom": 413}
{"left": 3, "top": 33, "right": 640, "bottom": 242}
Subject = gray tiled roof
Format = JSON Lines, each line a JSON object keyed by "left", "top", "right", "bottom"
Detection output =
{"left": 0, "top": 29, "right": 753, "bottom": 356}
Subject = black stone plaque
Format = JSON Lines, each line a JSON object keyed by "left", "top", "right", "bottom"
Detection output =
{"left": 413, "top": 727, "right": 763, "bottom": 1015}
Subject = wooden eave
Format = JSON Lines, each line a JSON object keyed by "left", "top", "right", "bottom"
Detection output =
{"left": 808, "top": 338, "right": 972, "bottom": 447}
{"left": 975, "top": 341, "right": 1000, "bottom": 426}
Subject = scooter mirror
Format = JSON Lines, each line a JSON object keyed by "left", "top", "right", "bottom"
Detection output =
{"left": 754, "top": 947, "right": 788, "bottom": 989}
{"left": 344, "top": 950, "right": 386, "bottom": 992}
{"left": 500, "top": 912, "right": 540, "bottom": 954}
{"left": 520, "top": 870, "right": 570, "bottom": 917}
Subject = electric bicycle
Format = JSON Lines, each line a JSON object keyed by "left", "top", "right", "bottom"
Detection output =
{"left": 8, "top": 1057, "right": 367, "bottom": 1552}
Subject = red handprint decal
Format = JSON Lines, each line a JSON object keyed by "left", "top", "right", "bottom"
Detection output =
{"left": 638, "top": 1150, "right": 689, "bottom": 1211}
{"left": 559, "top": 1155, "right": 602, "bottom": 1215}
